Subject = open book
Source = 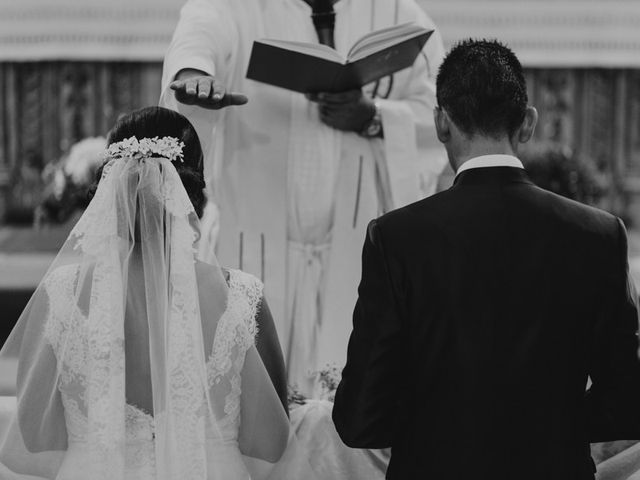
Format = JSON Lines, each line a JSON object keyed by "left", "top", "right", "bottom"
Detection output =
{"left": 246, "top": 23, "right": 433, "bottom": 93}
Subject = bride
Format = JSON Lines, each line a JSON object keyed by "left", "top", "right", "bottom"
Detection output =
{"left": 0, "top": 107, "right": 304, "bottom": 480}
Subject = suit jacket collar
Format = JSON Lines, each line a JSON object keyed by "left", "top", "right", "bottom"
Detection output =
{"left": 456, "top": 154, "right": 524, "bottom": 176}
{"left": 453, "top": 166, "right": 534, "bottom": 187}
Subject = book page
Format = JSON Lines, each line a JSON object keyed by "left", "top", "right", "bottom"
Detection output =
{"left": 347, "top": 22, "right": 427, "bottom": 63}
{"left": 258, "top": 39, "right": 345, "bottom": 64}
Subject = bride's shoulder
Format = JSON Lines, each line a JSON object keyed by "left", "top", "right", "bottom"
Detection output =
{"left": 193, "top": 262, "right": 263, "bottom": 331}
{"left": 43, "top": 263, "right": 82, "bottom": 297}
{"left": 227, "top": 269, "right": 263, "bottom": 304}
{"left": 225, "top": 269, "right": 264, "bottom": 334}
{"left": 226, "top": 268, "right": 263, "bottom": 292}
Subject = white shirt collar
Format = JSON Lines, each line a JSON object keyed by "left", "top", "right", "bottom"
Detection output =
{"left": 455, "top": 154, "right": 524, "bottom": 177}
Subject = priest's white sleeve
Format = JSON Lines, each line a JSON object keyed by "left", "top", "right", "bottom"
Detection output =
{"left": 159, "top": 0, "right": 238, "bottom": 154}
{"left": 159, "top": 0, "right": 238, "bottom": 262}
{"left": 375, "top": 3, "right": 447, "bottom": 208}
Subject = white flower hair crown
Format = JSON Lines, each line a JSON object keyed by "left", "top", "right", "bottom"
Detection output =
{"left": 104, "top": 136, "right": 185, "bottom": 163}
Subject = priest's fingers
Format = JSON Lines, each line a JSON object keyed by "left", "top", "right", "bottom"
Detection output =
{"left": 171, "top": 76, "right": 246, "bottom": 109}
{"left": 319, "top": 106, "right": 339, "bottom": 125}
{"left": 184, "top": 78, "right": 200, "bottom": 97}
{"left": 197, "top": 78, "right": 212, "bottom": 100}
{"left": 317, "top": 89, "right": 362, "bottom": 104}
{"left": 197, "top": 91, "right": 247, "bottom": 109}
{"left": 218, "top": 92, "right": 249, "bottom": 107}
{"left": 176, "top": 77, "right": 214, "bottom": 102}
{"left": 319, "top": 104, "right": 332, "bottom": 116}
{"left": 169, "top": 80, "right": 185, "bottom": 91}
{"left": 173, "top": 85, "right": 199, "bottom": 106}
{"left": 318, "top": 103, "right": 354, "bottom": 117}
{"left": 319, "top": 104, "right": 347, "bottom": 123}
{"left": 211, "top": 82, "right": 226, "bottom": 102}
{"left": 319, "top": 111, "right": 342, "bottom": 130}
{"left": 319, "top": 104, "right": 366, "bottom": 132}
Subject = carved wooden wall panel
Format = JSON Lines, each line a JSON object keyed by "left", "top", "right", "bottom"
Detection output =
{"left": 525, "top": 68, "right": 640, "bottom": 222}
{"left": 0, "top": 62, "right": 639, "bottom": 225}
{"left": 623, "top": 70, "right": 640, "bottom": 223}
{"left": 624, "top": 71, "right": 640, "bottom": 175}
{"left": 0, "top": 61, "right": 162, "bottom": 222}
{"left": 529, "top": 69, "right": 577, "bottom": 146}
{"left": 0, "top": 65, "right": 8, "bottom": 219}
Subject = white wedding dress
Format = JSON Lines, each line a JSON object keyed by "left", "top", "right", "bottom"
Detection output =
{"left": 45, "top": 265, "right": 262, "bottom": 480}
{"left": 0, "top": 146, "right": 298, "bottom": 480}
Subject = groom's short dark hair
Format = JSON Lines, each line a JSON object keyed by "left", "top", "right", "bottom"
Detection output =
{"left": 436, "top": 39, "right": 528, "bottom": 138}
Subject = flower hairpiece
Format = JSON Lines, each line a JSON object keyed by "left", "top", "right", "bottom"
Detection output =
{"left": 104, "top": 136, "right": 185, "bottom": 163}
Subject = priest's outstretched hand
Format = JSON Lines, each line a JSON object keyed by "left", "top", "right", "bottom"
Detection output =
{"left": 308, "top": 89, "right": 376, "bottom": 133}
{"left": 170, "top": 69, "right": 248, "bottom": 110}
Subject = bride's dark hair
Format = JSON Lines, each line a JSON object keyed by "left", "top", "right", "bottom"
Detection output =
{"left": 88, "top": 106, "right": 207, "bottom": 217}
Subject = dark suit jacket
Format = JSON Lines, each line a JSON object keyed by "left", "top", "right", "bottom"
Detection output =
{"left": 333, "top": 166, "right": 640, "bottom": 480}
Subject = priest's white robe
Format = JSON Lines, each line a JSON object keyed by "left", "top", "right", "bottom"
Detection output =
{"left": 160, "top": 0, "right": 446, "bottom": 396}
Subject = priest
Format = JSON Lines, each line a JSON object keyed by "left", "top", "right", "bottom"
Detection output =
{"left": 160, "top": 0, "right": 446, "bottom": 397}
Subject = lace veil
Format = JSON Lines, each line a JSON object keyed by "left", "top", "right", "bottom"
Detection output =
{"left": 0, "top": 141, "right": 303, "bottom": 479}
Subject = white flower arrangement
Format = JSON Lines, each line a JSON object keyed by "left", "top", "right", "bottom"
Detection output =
{"left": 104, "top": 136, "right": 185, "bottom": 163}
{"left": 63, "top": 136, "right": 108, "bottom": 187}
{"left": 36, "top": 136, "right": 185, "bottom": 227}
{"left": 37, "top": 136, "right": 107, "bottom": 226}
{"left": 287, "top": 363, "right": 343, "bottom": 407}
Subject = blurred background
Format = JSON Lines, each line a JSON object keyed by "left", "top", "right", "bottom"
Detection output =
{"left": 0, "top": 0, "right": 639, "bottom": 341}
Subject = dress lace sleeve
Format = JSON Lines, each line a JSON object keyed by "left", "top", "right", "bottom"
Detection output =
{"left": 43, "top": 264, "right": 81, "bottom": 356}
{"left": 228, "top": 269, "right": 263, "bottom": 344}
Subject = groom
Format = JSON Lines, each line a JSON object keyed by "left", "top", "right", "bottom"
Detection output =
{"left": 333, "top": 39, "right": 640, "bottom": 479}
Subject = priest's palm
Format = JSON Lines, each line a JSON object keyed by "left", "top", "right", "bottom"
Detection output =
{"left": 170, "top": 70, "right": 248, "bottom": 110}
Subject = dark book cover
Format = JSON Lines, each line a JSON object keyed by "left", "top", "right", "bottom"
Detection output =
{"left": 246, "top": 30, "right": 433, "bottom": 94}
{"left": 343, "top": 30, "right": 433, "bottom": 90}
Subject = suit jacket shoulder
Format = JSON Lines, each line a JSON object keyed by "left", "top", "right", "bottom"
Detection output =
{"left": 377, "top": 178, "right": 622, "bottom": 254}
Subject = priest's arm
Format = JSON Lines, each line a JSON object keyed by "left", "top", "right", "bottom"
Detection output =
{"left": 159, "top": 0, "right": 242, "bottom": 150}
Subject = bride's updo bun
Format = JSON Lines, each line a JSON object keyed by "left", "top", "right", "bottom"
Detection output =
{"left": 88, "top": 106, "right": 207, "bottom": 217}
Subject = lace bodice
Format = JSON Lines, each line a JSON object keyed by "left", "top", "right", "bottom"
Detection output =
{"left": 43, "top": 265, "right": 263, "bottom": 452}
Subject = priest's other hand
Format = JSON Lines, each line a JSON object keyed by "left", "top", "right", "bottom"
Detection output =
{"left": 309, "top": 90, "right": 376, "bottom": 132}
{"left": 170, "top": 69, "right": 248, "bottom": 110}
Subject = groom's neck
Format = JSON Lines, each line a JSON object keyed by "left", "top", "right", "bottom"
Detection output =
{"left": 449, "top": 135, "right": 518, "bottom": 172}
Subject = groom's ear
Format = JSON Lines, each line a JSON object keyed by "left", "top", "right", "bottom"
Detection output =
{"left": 434, "top": 106, "right": 451, "bottom": 144}
{"left": 517, "top": 106, "right": 538, "bottom": 144}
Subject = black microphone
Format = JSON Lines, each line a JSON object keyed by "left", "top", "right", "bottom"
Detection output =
{"left": 311, "top": 0, "right": 336, "bottom": 48}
